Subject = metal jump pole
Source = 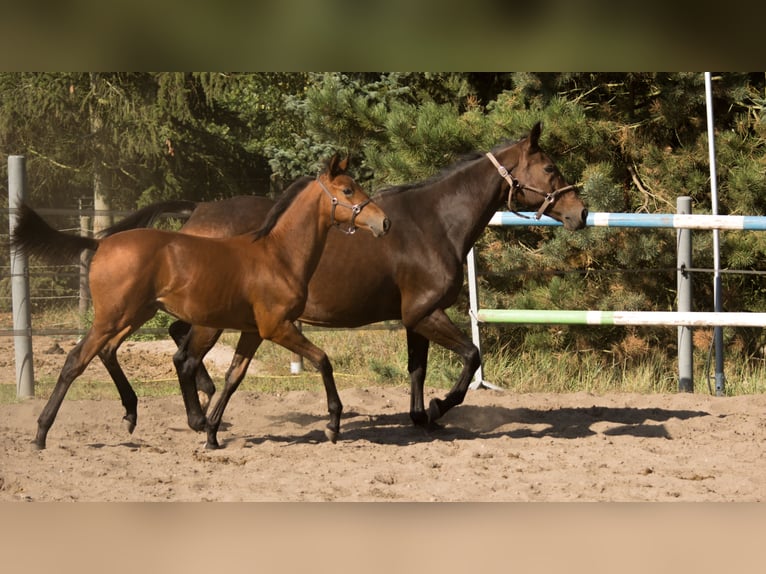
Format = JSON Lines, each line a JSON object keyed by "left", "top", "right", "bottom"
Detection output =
{"left": 705, "top": 72, "right": 725, "bottom": 396}
{"left": 8, "top": 155, "right": 35, "bottom": 398}
{"left": 677, "top": 196, "right": 693, "bottom": 392}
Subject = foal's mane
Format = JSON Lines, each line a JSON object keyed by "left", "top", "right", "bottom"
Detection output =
{"left": 251, "top": 175, "right": 314, "bottom": 240}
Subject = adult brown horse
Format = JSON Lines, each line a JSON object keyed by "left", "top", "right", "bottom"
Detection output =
{"left": 11, "top": 155, "right": 390, "bottom": 449}
{"left": 111, "top": 122, "right": 588, "bottom": 449}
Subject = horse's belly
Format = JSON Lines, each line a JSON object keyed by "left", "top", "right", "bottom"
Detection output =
{"left": 301, "top": 291, "right": 400, "bottom": 327}
{"left": 158, "top": 297, "right": 257, "bottom": 332}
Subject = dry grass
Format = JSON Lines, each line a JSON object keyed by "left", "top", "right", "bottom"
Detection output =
{"left": 3, "top": 307, "right": 766, "bottom": 404}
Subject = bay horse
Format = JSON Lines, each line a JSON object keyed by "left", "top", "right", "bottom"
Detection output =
{"left": 110, "top": 122, "right": 588, "bottom": 448}
{"left": 11, "top": 155, "right": 390, "bottom": 449}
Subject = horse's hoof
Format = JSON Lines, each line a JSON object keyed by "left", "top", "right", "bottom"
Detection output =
{"left": 204, "top": 440, "right": 220, "bottom": 450}
{"left": 188, "top": 417, "right": 206, "bottom": 433}
{"left": 410, "top": 410, "right": 429, "bottom": 427}
{"left": 123, "top": 416, "right": 137, "bottom": 434}
{"left": 32, "top": 439, "right": 46, "bottom": 451}
{"left": 427, "top": 399, "right": 443, "bottom": 423}
{"left": 324, "top": 427, "right": 339, "bottom": 444}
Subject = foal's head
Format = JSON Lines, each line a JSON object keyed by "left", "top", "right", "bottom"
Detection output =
{"left": 317, "top": 154, "right": 390, "bottom": 237}
{"left": 492, "top": 122, "right": 588, "bottom": 231}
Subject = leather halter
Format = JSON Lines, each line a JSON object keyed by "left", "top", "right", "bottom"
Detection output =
{"left": 317, "top": 176, "right": 371, "bottom": 235}
{"left": 485, "top": 152, "right": 577, "bottom": 220}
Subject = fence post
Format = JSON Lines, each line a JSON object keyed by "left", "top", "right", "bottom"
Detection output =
{"left": 677, "top": 197, "right": 693, "bottom": 392}
{"left": 78, "top": 198, "right": 92, "bottom": 329}
{"left": 8, "top": 155, "right": 35, "bottom": 398}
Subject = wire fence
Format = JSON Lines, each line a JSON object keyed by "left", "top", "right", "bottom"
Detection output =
{"left": 4, "top": 206, "right": 766, "bottom": 340}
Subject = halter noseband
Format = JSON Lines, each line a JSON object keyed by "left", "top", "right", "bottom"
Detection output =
{"left": 317, "top": 176, "right": 371, "bottom": 235}
{"left": 485, "top": 152, "right": 577, "bottom": 220}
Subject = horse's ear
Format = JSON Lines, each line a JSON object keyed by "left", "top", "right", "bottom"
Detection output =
{"left": 528, "top": 121, "right": 542, "bottom": 151}
{"left": 326, "top": 153, "right": 349, "bottom": 176}
{"left": 326, "top": 153, "right": 340, "bottom": 175}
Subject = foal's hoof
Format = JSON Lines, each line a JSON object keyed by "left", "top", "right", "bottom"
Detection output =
{"left": 123, "top": 416, "right": 137, "bottom": 434}
{"left": 204, "top": 440, "right": 220, "bottom": 450}
{"left": 427, "top": 399, "right": 443, "bottom": 423}
{"left": 324, "top": 426, "right": 339, "bottom": 444}
{"left": 32, "top": 439, "right": 46, "bottom": 451}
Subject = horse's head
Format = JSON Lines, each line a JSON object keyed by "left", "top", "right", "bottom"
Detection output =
{"left": 317, "top": 154, "right": 391, "bottom": 237}
{"left": 490, "top": 122, "right": 588, "bottom": 231}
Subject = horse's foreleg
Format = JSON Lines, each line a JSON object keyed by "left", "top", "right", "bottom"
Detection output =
{"left": 269, "top": 323, "right": 342, "bottom": 443}
{"left": 35, "top": 329, "right": 114, "bottom": 449}
{"left": 169, "top": 320, "right": 216, "bottom": 407}
{"left": 411, "top": 308, "right": 481, "bottom": 423}
{"left": 172, "top": 326, "right": 222, "bottom": 431}
{"left": 406, "top": 328, "right": 430, "bottom": 426}
{"left": 205, "top": 332, "right": 262, "bottom": 449}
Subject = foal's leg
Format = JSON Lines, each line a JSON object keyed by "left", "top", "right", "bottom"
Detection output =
{"left": 169, "top": 320, "right": 217, "bottom": 406}
{"left": 406, "top": 328, "right": 431, "bottom": 426}
{"left": 268, "top": 322, "right": 343, "bottom": 443}
{"left": 34, "top": 328, "right": 118, "bottom": 449}
{"left": 410, "top": 308, "right": 481, "bottom": 423}
{"left": 205, "top": 332, "right": 262, "bottom": 449}
{"left": 98, "top": 335, "right": 140, "bottom": 434}
{"left": 172, "top": 326, "right": 222, "bottom": 432}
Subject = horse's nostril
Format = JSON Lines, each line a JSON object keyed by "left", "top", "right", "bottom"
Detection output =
{"left": 383, "top": 218, "right": 391, "bottom": 233}
{"left": 581, "top": 209, "right": 589, "bottom": 223}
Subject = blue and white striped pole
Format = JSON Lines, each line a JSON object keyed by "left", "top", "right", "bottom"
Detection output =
{"left": 488, "top": 211, "right": 766, "bottom": 230}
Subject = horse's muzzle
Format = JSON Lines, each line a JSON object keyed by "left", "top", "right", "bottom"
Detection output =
{"left": 371, "top": 217, "right": 391, "bottom": 237}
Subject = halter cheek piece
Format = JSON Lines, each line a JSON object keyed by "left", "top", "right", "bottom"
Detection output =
{"left": 485, "top": 152, "right": 577, "bottom": 220}
{"left": 317, "top": 176, "right": 371, "bottom": 235}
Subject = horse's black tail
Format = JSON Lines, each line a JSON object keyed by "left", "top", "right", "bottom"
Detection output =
{"left": 97, "top": 200, "right": 198, "bottom": 238}
{"left": 10, "top": 204, "right": 100, "bottom": 263}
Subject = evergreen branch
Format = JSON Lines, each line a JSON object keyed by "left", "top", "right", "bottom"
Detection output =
{"left": 27, "top": 147, "right": 81, "bottom": 172}
{"left": 628, "top": 162, "right": 674, "bottom": 212}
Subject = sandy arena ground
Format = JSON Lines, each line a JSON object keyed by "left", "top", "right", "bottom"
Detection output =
{"left": 1, "top": 336, "right": 765, "bottom": 501}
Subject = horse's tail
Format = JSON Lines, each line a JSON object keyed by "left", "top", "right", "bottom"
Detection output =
{"left": 10, "top": 204, "right": 100, "bottom": 263}
{"left": 97, "top": 200, "right": 198, "bottom": 238}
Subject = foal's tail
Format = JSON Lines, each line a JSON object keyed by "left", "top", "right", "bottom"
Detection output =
{"left": 97, "top": 200, "right": 197, "bottom": 238}
{"left": 10, "top": 204, "right": 101, "bottom": 263}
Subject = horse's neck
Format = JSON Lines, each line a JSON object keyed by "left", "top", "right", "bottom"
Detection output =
{"left": 264, "top": 188, "right": 329, "bottom": 280}
{"left": 427, "top": 150, "right": 517, "bottom": 258}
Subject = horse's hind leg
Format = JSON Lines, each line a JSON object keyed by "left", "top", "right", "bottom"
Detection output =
{"left": 169, "top": 320, "right": 216, "bottom": 408}
{"left": 173, "top": 325, "right": 222, "bottom": 431}
{"left": 205, "top": 332, "right": 262, "bottom": 449}
{"left": 410, "top": 308, "right": 481, "bottom": 423}
{"left": 98, "top": 337, "right": 139, "bottom": 434}
{"left": 406, "top": 328, "right": 430, "bottom": 426}
{"left": 35, "top": 328, "right": 116, "bottom": 449}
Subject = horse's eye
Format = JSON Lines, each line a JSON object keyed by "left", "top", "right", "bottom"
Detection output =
{"left": 544, "top": 165, "right": 555, "bottom": 174}
{"left": 343, "top": 187, "right": 353, "bottom": 197}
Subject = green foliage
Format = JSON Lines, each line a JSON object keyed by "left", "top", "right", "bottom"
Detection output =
{"left": 4, "top": 72, "right": 766, "bottom": 369}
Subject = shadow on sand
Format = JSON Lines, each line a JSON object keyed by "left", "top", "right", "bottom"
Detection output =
{"left": 228, "top": 403, "right": 711, "bottom": 449}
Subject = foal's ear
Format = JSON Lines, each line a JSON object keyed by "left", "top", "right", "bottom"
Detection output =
{"left": 527, "top": 121, "right": 543, "bottom": 151}
{"left": 327, "top": 153, "right": 349, "bottom": 176}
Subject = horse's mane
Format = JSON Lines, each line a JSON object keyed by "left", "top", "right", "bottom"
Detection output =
{"left": 251, "top": 175, "right": 314, "bottom": 240}
{"left": 376, "top": 138, "right": 522, "bottom": 198}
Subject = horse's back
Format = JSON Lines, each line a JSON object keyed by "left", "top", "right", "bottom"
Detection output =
{"left": 183, "top": 196, "right": 275, "bottom": 238}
